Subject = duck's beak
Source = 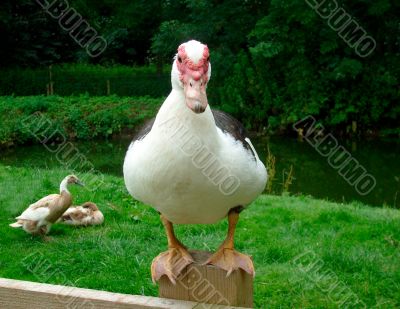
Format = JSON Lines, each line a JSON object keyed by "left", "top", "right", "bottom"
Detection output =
{"left": 76, "top": 180, "right": 85, "bottom": 187}
{"left": 183, "top": 76, "right": 208, "bottom": 114}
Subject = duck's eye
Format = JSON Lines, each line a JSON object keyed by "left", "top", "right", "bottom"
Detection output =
{"left": 178, "top": 56, "right": 182, "bottom": 63}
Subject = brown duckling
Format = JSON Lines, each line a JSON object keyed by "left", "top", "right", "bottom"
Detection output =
{"left": 58, "top": 202, "right": 104, "bottom": 226}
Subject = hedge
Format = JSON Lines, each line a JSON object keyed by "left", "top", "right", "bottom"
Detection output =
{"left": 0, "top": 95, "right": 162, "bottom": 147}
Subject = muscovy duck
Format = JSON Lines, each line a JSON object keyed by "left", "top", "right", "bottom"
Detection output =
{"left": 124, "top": 40, "right": 267, "bottom": 283}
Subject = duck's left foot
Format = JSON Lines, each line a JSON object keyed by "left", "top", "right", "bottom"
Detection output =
{"left": 204, "top": 248, "right": 255, "bottom": 277}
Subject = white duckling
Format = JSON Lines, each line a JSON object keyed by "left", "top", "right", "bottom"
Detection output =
{"left": 58, "top": 202, "right": 104, "bottom": 226}
{"left": 10, "top": 175, "right": 84, "bottom": 236}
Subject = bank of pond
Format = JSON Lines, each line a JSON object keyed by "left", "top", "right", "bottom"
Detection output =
{"left": 1, "top": 135, "right": 398, "bottom": 208}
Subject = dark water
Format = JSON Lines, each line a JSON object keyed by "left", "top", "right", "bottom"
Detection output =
{"left": 1, "top": 136, "right": 399, "bottom": 208}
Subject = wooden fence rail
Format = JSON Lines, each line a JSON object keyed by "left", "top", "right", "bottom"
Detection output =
{"left": 0, "top": 278, "right": 247, "bottom": 309}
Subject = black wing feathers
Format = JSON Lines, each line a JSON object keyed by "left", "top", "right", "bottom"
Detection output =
{"left": 211, "top": 110, "right": 255, "bottom": 159}
{"left": 132, "top": 118, "right": 155, "bottom": 142}
{"left": 131, "top": 110, "right": 255, "bottom": 160}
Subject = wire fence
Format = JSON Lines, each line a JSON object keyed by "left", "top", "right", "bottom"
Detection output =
{"left": 0, "top": 66, "right": 171, "bottom": 98}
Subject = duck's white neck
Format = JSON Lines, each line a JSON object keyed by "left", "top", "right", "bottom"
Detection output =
{"left": 60, "top": 179, "right": 70, "bottom": 194}
{"left": 150, "top": 63, "right": 218, "bottom": 148}
{"left": 154, "top": 89, "right": 218, "bottom": 142}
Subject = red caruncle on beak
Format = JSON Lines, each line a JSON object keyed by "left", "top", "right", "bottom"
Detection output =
{"left": 177, "top": 44, "right": 210, "bottom": 114}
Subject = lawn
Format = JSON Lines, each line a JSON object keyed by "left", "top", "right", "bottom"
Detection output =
{"left": 0, "top": 164, "right": 399, "bottom": 308}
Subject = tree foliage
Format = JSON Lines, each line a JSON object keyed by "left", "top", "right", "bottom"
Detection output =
{"left": 0, "top": 0, "right": 398, "bottom": 135}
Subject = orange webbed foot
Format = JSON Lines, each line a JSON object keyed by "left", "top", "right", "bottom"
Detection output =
{"left": 151, "top": 246, "right": 194, "bottom": 284}
{"left": 204, "top": 248, "right": 255, "bottom": 277}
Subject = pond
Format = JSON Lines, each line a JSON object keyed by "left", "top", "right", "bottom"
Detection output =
{"left": 1, "top": 136, "right": 399, "bottom": 208}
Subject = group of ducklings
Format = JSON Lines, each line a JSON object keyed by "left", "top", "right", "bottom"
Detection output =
{"left": 10, "top": 175, "right": 104, "bottom": 238}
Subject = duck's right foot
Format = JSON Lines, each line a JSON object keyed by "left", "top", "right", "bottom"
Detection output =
{"left": 151, "top": 246, "right": 194, "bottom": 284}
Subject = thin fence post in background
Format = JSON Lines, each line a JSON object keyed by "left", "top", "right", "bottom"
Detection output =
{"left": 49, "top": 65, "right": 54, "bottom": 95}
{"left": 46, "top": 84, "right": 50, "bottom": 96}
{"left": 107, "top": 80, "right": 111, "bottom": 96}
{"left": 352, "top": 121, "right": 357, "bottom": 134}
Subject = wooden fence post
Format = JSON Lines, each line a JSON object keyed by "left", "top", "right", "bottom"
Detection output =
{"left": 159, "top": 250, "right": 254, "bottom": 308}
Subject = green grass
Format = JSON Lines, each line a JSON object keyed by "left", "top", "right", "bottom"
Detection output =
{"left": 0, "top": 164, "right": 399, "bottom": 308}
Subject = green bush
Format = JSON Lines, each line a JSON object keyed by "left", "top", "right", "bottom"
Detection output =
{"left": 0, "top": 95, "right": 162, "bottom": 147}
{"left": 209, "top": 1, "right": 400, "bottom": 136}
{"left": 149, "top": 0, "right": 399, "bottom": 136}
{"left": 0, "top": 64, "right": 171, "bottom": 98}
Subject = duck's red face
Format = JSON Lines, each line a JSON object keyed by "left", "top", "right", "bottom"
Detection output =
{"left": 176, "top": 42, "right": 210, "bottom": 114}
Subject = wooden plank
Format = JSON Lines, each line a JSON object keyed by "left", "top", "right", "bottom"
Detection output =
{"left": 193, "top": 305, "right": 250, "bottom": 309}
{"left": 159, "top": 251, "right": 253, "bottom": 308}
{"left": 0, "top": 278, "right": 197, "bottom": 309}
